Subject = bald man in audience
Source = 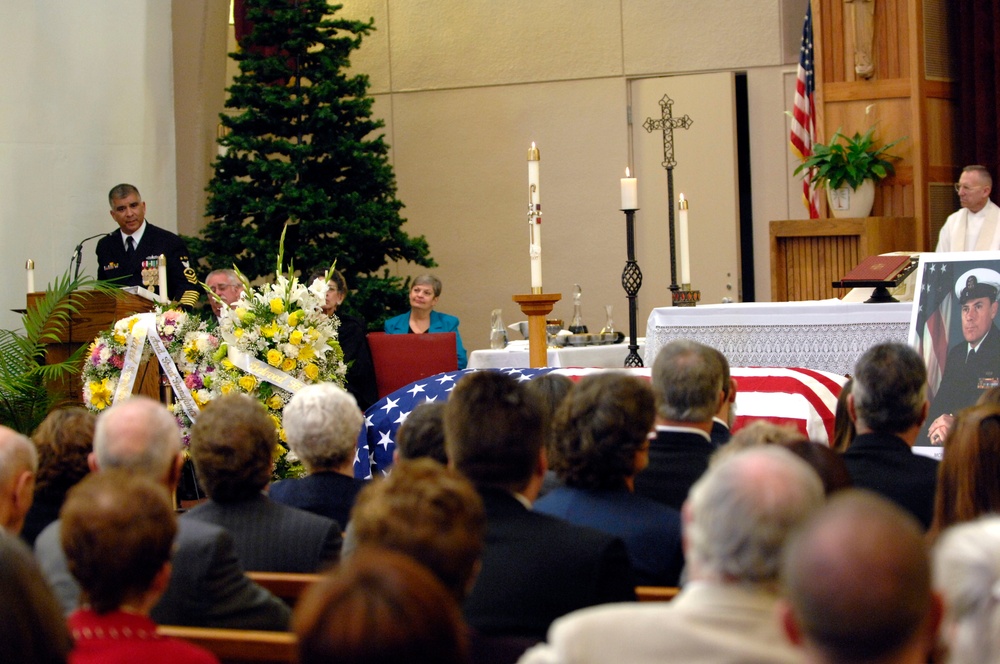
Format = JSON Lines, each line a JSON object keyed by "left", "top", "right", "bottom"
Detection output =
{"left": 34, "top": 396, "right": 290, "bottom": 630}
{"left": 519, "top": 446, "right": 824, "bottom": 664}
{"left": 0, "top": 427, "right": 36, "bottom": 535}
{"left": 779, "top": 491, "right": 942, "bottom": 664}
{"left": 445, "top": 371, "right": 635, "bottom": 641}
{"left": 633, "top": 339, "right": 727, "bottom": 510}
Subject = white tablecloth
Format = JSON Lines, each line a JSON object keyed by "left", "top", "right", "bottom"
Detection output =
{"left": 645, "top": 299, "right": 913, "bottom": 375}
{"left": 468, "top": 338, "right": 646, "bottom": 369}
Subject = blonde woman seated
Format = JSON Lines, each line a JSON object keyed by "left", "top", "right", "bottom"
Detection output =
{"left": 384, "top": 274, "right": 467, "bottom": 370}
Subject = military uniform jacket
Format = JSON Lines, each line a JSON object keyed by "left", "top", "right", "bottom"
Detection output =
{"left": 96, "top": 223, "right": 200, "bottom": 307}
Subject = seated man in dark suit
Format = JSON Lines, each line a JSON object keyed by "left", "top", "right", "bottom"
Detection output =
{"left": 96, "top": 183, "right": 200, "bottom": 307}
{"left": 841, "top": 343, "right": 939, "bottom": 529}
{"left": 34, "top": 397, "right": 290, "bottom": 629}
{"left": 444, "top": 371, "right": 635, "bottom": 640}
{"left": 633, "top": 339, "right": 726, "bottom": 511}
{"left": 185, "top": 394, "right": 342, "bottom": 573}
{"left": 708, "top": 346, "right": 737, "bottom": 446}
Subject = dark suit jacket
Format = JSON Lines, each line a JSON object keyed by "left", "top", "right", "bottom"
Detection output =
{"left": 337, "top": 312, "right": 378, "bottom": 411}
{"left": 463, "top": 488, "right": 635, "bottom": 640}
{"left": 633, "top": 428, "right": 715, "bottom": 511}
{"left": 926, "top": 325, "right": 1000, "bottom": 432}
{"left": 96, "top": 223, "right": 200, "bottom": 307}
{"left": 534, "top": 486, "right": 684, "bottom": 586}
{"left": 34, "top": 517, "right": 290, "bottom": 630}
{"left": 182, "top": 494, "right": 342, "bottom": 573}
{"left": 841, "top": 432, "right": 939, "bottom": 529}
{"left": 710, "top": 419, "right": 731, "bottom": 447}
{"left": 269, "top": 471, "right": 364, "bottom": 528}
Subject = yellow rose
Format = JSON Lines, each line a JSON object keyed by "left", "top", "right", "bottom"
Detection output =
{"left": 287, "top": 311, "right": 301, "bottom": 327}
{"left": 289, "top": 329, "right": 303, "bottom": 346}
{"left": 261, "top": 322, "right": 278, "bottom": 339}
{"left": 307, "top": 327, "right": 320, "bottom": 340}
{"left": 267, "top": 349, "right": 283, "bottom": 367}
{"left": 234, "top": 328, "right": 244, "bottom": 339}
{"left": 220, "top": 382, "right": 234, "bottom": 395}
{"left": 304, "top": 363, "right": 320, "bottom": 380}
{"left": 279, "top": 427, "right": 287, "bottom": 443}
{"left": 193, "top": 391, "right": 209, "bottom": 407}
{"left": 114, "top": 333, "right": 126, "bottom": 345}
{"left": 239, "top": 375, "right": 257, "bottom": 392}
{"left": 298, "top": 345, "right": 315, "bottom": 361}
{"left": 267, "top": 395, "right": 284, "bottom": 410}
{"left": 88, "top": 379, "right": 114, "bottom": 410}
{"left": 222, "top": 359, "right": 235, "bottom": 370}
{"left": 281, "top": 358, "right": 296, "bottom": 372}
{"left": 270, "top": 298, "right": 285, "bottom": 314}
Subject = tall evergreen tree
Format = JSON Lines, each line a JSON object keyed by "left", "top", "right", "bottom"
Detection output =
{"left": 189, "top": 0, "right": 434, "bottom": 328}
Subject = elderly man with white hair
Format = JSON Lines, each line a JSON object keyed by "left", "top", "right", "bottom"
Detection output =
{"left": 518, "top": 446, "right": 824, "bottom": 664}
{"left": 270, "top": 383, "right": 366, "bottom": 527}
{"left": 0, "top": 426, "right": 37, "bottom": 535}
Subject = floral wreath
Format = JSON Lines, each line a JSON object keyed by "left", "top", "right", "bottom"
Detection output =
{"left": 82, "top": 237, "right": 346, "bottom": 476}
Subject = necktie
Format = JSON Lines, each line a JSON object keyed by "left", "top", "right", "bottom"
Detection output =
{"left": 125, "top": 236, "right": 135, "bottom": 259}
{"left": 968, "top": 348, "right": 977, "bottom": 364}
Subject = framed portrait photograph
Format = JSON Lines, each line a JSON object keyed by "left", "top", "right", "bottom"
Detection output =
{"left": 909, "top": 251, "right": 1000, "bottom": 459}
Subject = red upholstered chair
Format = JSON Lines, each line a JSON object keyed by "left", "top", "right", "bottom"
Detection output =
{"left": 367, "top": 332, "right": 459, "bottom": 399}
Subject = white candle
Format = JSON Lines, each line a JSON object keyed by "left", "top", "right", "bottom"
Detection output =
{"left": 678, "top": 194, "right": 691, "bottom": 285}
{"left": 26, "top": 259, "right": 34, "bottom": 294}
{"left": 158, "top": 254, "right": 168, "bottom": 301}
{"left": 528, "top": 142, "right": 542, "bottom": 291}
{"left": 620, "top": 168, "right": 638, "bottom": 210}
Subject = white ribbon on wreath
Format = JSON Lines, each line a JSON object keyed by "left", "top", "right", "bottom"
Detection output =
{"left": 220, "top": 329, "right": 308, "bottom": 395}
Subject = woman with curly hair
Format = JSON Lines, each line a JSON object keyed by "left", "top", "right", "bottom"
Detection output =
{"left": 533, "top": 373, "right": 684, "bottom": 585}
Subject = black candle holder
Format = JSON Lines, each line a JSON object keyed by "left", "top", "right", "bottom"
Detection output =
{"left": 620, "top": 208, "right": 643, "bottom": 367}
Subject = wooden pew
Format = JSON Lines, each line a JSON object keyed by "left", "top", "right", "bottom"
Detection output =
{"left": 157, "top": 626, "right": 296, "bottom": 664}
{"left": 635, "top": 585, "right": 680, "bottom": 602}
{"left": 247, "top": 571, "right": 322, "bottom": 606}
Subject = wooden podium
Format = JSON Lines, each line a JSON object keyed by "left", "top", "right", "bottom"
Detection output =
{"left": 769, "top": 217, "right": 921, "bottom": 302}
{"left": 26, "top": 290, "right": 161, "bottom": 404}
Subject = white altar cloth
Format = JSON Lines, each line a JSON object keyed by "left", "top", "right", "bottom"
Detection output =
{"left": 645, "top": 299, "right": 912, "bottom": 375}
{"left": 468, "top": 338, "right": 645, "bottom": 370}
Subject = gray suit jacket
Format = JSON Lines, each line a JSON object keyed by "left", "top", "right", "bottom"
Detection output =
{"left": 34, "top": 517, "right": 290, "bottom": 630}
{"left": 182, "top": 494, "right": 342, "bottom": 573}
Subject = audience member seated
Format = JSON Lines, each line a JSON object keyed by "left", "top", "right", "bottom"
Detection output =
{"left": 0, "top": 532, "right": 72, "bottom": 664}
{"left": 519, "top": 446, "right": 824, "bottom": 664}
{"left": 524, "top": 373, "right": 574, "bottom": 498}
{"left": 34, "top": 396, "right": 291, "bottom": 629}
{"left": 185, "top": 394, "right": 342, "bottom": 573}
{"left": 394, "top": 401, "right": 448, "bottom": 465}
{"left": 22, "top": 408, "right": 94, "bottom": 546}
{"left": 831, "top": 377, "right": 855, "bottom": 452}
{"left": 928, "top": 404, "right": 1000, "bottom": 541}
{"left": 781, "top": 440, "right": 853, "bottom": 497}
{"left": 314, "top": 269, "right": 377, "bottom": 411}
{"left": 204, "top": 268, "right": 245, "bottom": 322}
{"left": 271, "top": 384, "right": 366, "bottom": 527}
{"left": 294, "top": 547, "right": 469, "bottom": 664}
{"left": 779, "top": 491, "right": 941, "bottom": 664}
{"left": 534, "top": 373, "right": 684, "bottom": 586}
{"left": 62, "top": 471, "right": 219, "bottom": 664}
{"left": 713, "top": 420, "right": 806, "bottom": 462}
{"left": 707, "top": 346, "right": 737, "bottom": 446}
{"left": 445, "top": 371, "right": 635, "bottom": 640}
{"left": 841, "top": 343, "right": 939, "bottom": 529}
{"left": 933, "top": 515, "right": 1000, "bottom": 664}
{"left": 0, "top": 425, "right": 37, "bottom": 536}
{"left": 385, "top": 274, "right": 468, "bottom": 370}
{"left": 633, "top": 339, "right": 726, "bottom": 511}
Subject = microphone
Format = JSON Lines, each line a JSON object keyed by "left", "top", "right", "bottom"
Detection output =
{"left": 71, "top": 232, "right": 110, "bottom": 280}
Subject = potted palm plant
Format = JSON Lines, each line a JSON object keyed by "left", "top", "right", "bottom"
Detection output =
{"left": 794, "top": 126, "right": 905, "bottom": 218}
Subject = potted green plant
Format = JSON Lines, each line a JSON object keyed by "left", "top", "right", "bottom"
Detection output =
{"left": 794, "top": 126, "right": 906, "bottom": 218}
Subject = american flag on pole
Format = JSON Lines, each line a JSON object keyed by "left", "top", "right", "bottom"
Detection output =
{"left": 914, "top": 261, "right": 955, "bottom": 399}
{"left": 790, "top": 3, "right": 819, "bottom": 219}
{"left": 354, "top": 366, "right": 846, "bottom": 479}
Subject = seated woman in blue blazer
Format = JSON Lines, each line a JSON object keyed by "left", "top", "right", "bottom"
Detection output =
{"left": 384, "top": 274, "right": 468, "bottom": 370}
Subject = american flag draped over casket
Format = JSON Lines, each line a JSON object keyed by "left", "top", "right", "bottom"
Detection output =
{"left": 354, "top": 366, "right": 847, "bottom": 480}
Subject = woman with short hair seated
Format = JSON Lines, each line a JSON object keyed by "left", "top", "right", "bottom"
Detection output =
{"left": 61, "top": 470, "right": 218, "bottom": 664}
{"left": 534, "top": 372, "right": 685, "bottom": 586}
{"left": 384, "top": 274, "right": 467, "bottom": 370}
{"left": 314, "top": 269, "right": 378, "bottom": 411}
{"left": 271, "top": 383, "right": 367, "bottom": 527}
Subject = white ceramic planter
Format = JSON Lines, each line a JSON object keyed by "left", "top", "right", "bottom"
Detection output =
{"left": 827, "top": 179, "right": 875, "bottom": 218}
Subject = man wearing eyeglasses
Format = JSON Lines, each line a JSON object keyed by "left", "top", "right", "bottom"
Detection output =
{"left": 935, "top": 165, "right": 1000, "bottom": 252}
{"left": 205, "top": 269, "right": 245, "bottom": 320}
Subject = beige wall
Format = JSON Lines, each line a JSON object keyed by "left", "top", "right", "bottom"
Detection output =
{"left": 178, "top": 0, "right": 811, "bottom": 352}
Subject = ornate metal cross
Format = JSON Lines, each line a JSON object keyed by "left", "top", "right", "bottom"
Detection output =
{"left": 643, "top": 94, "right": 693, "bottom": 291}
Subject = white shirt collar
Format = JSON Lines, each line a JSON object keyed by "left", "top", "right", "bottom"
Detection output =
{"left": 122, "top": 220, "right": 147, "bottom": 249}
{"left": 655, "top": 424, "right": 713, "bottom": 442}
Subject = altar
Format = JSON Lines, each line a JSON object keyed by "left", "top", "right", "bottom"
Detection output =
{"left": 644, "top": 299, "right": 913, "bottom": 375}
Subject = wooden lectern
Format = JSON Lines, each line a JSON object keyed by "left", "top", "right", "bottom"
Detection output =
{"left": 26, "top": 290, "right": 161, "bottom": 404}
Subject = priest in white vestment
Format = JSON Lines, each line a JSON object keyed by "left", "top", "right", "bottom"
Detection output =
{"left": 936, "top": 165, "right": 1000, "bottom": 252}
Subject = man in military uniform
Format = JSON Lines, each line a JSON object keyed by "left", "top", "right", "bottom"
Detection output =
{"left": 96, "top": 183, "right": 200, "bottom": 308}
{"left": 926, "top": 270, "right": 1000, "bottom": 445}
